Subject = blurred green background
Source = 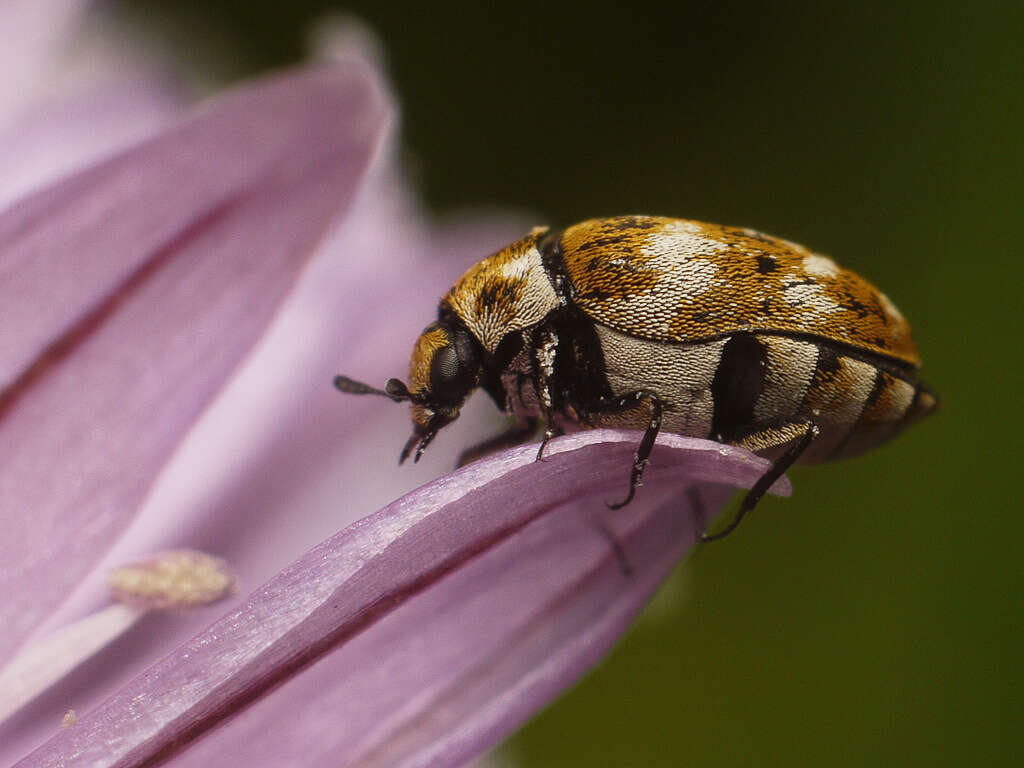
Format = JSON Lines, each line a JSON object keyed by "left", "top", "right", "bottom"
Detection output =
{"left": 109, "top": 1, "right": 1021, "bottom": 765}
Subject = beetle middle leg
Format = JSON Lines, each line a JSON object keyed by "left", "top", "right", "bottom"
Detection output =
{"left": 597, "top": 390, "right": 665, "bottom": 510}
{"left": 700, "top": 421, "right": 819, "bottom": 542}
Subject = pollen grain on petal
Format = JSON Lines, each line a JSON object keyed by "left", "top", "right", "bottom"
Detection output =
{"left": 106, "top": 550, "right": 237, "bottom": 610}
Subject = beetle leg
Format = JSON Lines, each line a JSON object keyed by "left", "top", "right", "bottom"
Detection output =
{"left": 535, "top": 423, "right": 565, "bottom": 461}
{"left": 700, "top": 421, "right": 820, "bottom": 542}
{"left": 602, "top": 390, "right": 665, "bottom": 510}
{"left": 457, "top": 417, "right": 539, "bottom": 467}
{"left": 531, "top": 327, "right": 562, "bottom": 461}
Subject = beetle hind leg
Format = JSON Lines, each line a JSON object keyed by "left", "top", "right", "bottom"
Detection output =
{"left": 601, "top": 390, "right": 665, "bottom": 510}
{"left": 700, "top": 421, "right": 820, "bottom": 542}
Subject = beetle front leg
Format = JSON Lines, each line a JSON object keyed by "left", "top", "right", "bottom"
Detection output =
{"left": 534, "top": 422, "right": 565, "bottom": 462}
{"left": 597, "top": 390, "right": 665, "bottom": 510}
{"left": 531, "top": 327, "right": 562, "bottom": 462}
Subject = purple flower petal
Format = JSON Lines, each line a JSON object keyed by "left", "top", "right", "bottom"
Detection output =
{"left": 0, "top": 120, "right": 525, "bottom": 763}
{"left": 0, "top": 0, "right": 88, "bottom": 124}
{"left": 0, "top": 171, "right": 527, "bottom": 753}
{"left": 0, "top": 63, "right": 389, "bottom": 666}
{"left": 0, "top": 2, "right": 186, "bottom": 210}
{"left": 20, "top": 432, "right": 790, "bottom": 767}
{"left": 0, "top": 76, "right": 182, "bottom": 211}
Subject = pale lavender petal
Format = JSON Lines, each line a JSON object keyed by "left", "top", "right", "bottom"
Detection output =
{"left": 0, "top": 6, "right": 187, "bottom": 211}
{"left": 0, "top": 149, "right": 525, "bottom": 763}
{"left": 0, "top": 64, "right": 389, "bottom": 666}
{"left": 20, "top": 432, "right": 790, "bottom": 767}
{"left": 0, "top": 0, "right": 88, "bottom": 124}
{"left": 0, "top": 76, "right": 182, "bottom": 212}
{"left": 0, "top": 172, "right": 527, "bottom": 755}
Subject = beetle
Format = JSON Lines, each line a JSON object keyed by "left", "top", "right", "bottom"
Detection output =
{"left": 335, "top": 215, "right": 937, "bottom": 540}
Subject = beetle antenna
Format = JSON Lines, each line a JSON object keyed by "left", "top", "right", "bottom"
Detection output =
{"left": 334, "top": 375, "right": 412, "bottom": 403}
{"left": 384, "top": 378, "right": 415, "bottom": 401}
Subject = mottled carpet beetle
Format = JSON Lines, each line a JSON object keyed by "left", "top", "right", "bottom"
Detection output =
{"left": 336, "top": 215, "right": 937, "bottom": 540}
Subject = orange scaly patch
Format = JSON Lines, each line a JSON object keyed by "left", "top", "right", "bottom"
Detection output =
{"left": 442, "top": 230, "right": 560, "bottom": 353}
{"left": 560, "top": 216, "right": 920, "bottom": 366}
{"left": 408, "top": 325, "right": 450, "bottom": 396}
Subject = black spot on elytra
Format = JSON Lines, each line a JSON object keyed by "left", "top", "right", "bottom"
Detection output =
{"left": 614, "top": 259, "right": 644, "bottom": 274}
{"left": 869, "top": 296, "right": 889, "bottom": 325}
{"left": 580, "top": 288, "right": 608, "bottom": 302}
{"left": 577, "top": 235, "right": 629, "bottom": 255}
{"left": 756, "top": 255, "right": 778, "bottom": 274}
{"left": 837, "top": 292, "right": 871, "bottom": 317}
{"left": 611, "top": 216, "right": 658, "bottom": 231}
{"left": 783, "top": 277, "right": 817, "bottom": 289}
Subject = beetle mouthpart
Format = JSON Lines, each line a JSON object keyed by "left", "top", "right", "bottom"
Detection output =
{"left": 414, "top": 429, "right": 437, "bottom": 463}
{"left": 334, "top": 374, "right": 411, "bottom": 403}
{"left": 399, "top": 431, "right": 421, "bottom": 465}
{"left": 399, "top": 426, "right": 439, "bottom": 465}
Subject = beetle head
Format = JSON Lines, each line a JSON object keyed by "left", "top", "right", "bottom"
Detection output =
{"left": 334, "top": 320, "right": 481, "bottom": 464}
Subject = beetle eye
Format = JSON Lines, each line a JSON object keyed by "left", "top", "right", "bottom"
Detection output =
{"left": 431, "top": 345, "right": 461, "bottom": 385}
{"left": 429, "top": 343, "right": 467, "bottom": 403}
